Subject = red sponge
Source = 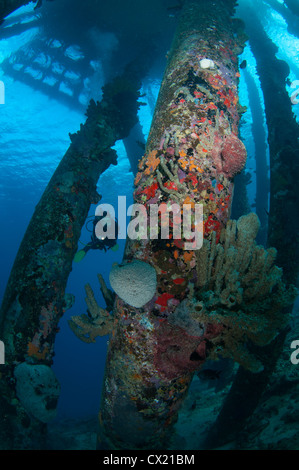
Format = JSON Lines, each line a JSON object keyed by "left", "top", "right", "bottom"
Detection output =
{"left": 221, "top": 134, "right": 247, "bottom": 178}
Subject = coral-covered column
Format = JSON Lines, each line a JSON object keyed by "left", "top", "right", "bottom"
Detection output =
{"left": 98, "top": 0, "right": 247, "bottom": 450}
{"left": 0, "top": 65, "right": 143, "bottom": 449}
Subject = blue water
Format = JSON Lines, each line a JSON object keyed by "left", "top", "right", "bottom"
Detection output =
{"left": 0, "top": 0, "right": 298, "bottom": 423}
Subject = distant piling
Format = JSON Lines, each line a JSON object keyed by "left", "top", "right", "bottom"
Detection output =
{"left": 0, "top": 80, "right": 4, "bottom": 104}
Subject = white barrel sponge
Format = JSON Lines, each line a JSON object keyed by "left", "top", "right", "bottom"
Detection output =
{"left": 199, "top": 58, "right": 215, "bottom": 69}
{"left": 109, "top": 260, "right": 157, "bottom": 308}
{"left": 14, "top": 362, "right": 60, "bottom": 423}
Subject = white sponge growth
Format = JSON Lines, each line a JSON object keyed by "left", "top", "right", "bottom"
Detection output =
{"left": 199, "top": 58, "right": 215, "bottom": 69}
{"left": 14, "top": 362, "right": 60, "bottom": 423}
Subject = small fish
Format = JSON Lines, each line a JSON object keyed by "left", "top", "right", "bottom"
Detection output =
{"left": 197, "top": 369, "right": 221, "bottom": 381}
{"left": 286, "top": 78, "right": 292, "bottom": 87}
{"left": 167, "top": 2, "right": 183, "bottom": 13}
{"left": 190, "top": 401, "right": 197, "bottom": 410}
{"left": 240, "top": 60, "right": 247, "bottom": 69}
{"left": 136, "top": 140, "right": 146, "bottom": 151}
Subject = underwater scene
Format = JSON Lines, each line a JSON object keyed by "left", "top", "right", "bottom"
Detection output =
{"left": 0, "top": 0, "right": 298, "bottom": 453}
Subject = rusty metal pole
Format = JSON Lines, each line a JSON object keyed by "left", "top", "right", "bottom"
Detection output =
{"left": 97, "top": 0, "right": 247, "bottom": 450}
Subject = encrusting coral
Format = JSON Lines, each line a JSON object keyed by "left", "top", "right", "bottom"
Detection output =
{"left": 68, "top": 277, "right": 114, "bottom": 343}
{"left": 169, "top": 213, "right": 297, "bottom": 372}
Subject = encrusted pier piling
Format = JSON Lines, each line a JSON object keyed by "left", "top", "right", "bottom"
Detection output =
{"left": 97, "top": 0, "right": 250, "bottom": 450}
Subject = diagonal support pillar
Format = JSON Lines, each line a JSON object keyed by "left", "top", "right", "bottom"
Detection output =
{"left": 0, "top": 63, "right": 144, "bottom": 449}
{"left": 97, "top": 0, "right": 248, "bottom": 450}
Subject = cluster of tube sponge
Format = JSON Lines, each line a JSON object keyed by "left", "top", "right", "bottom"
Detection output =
{"left": 68, "top": 277, "right": 114, "bottom": 343}
{"left": 68, "top": 261, "right": 157, "bottom": 343}
{"left": 169, "top": 213, "right": 297, "bottom": 372}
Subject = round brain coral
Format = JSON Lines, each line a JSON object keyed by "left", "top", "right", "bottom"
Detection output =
{"left": 221, "top": 134, "right": 247, "bottom": 178}
{"left": 109, "top": 259, "right": 157, "bottom": 308}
